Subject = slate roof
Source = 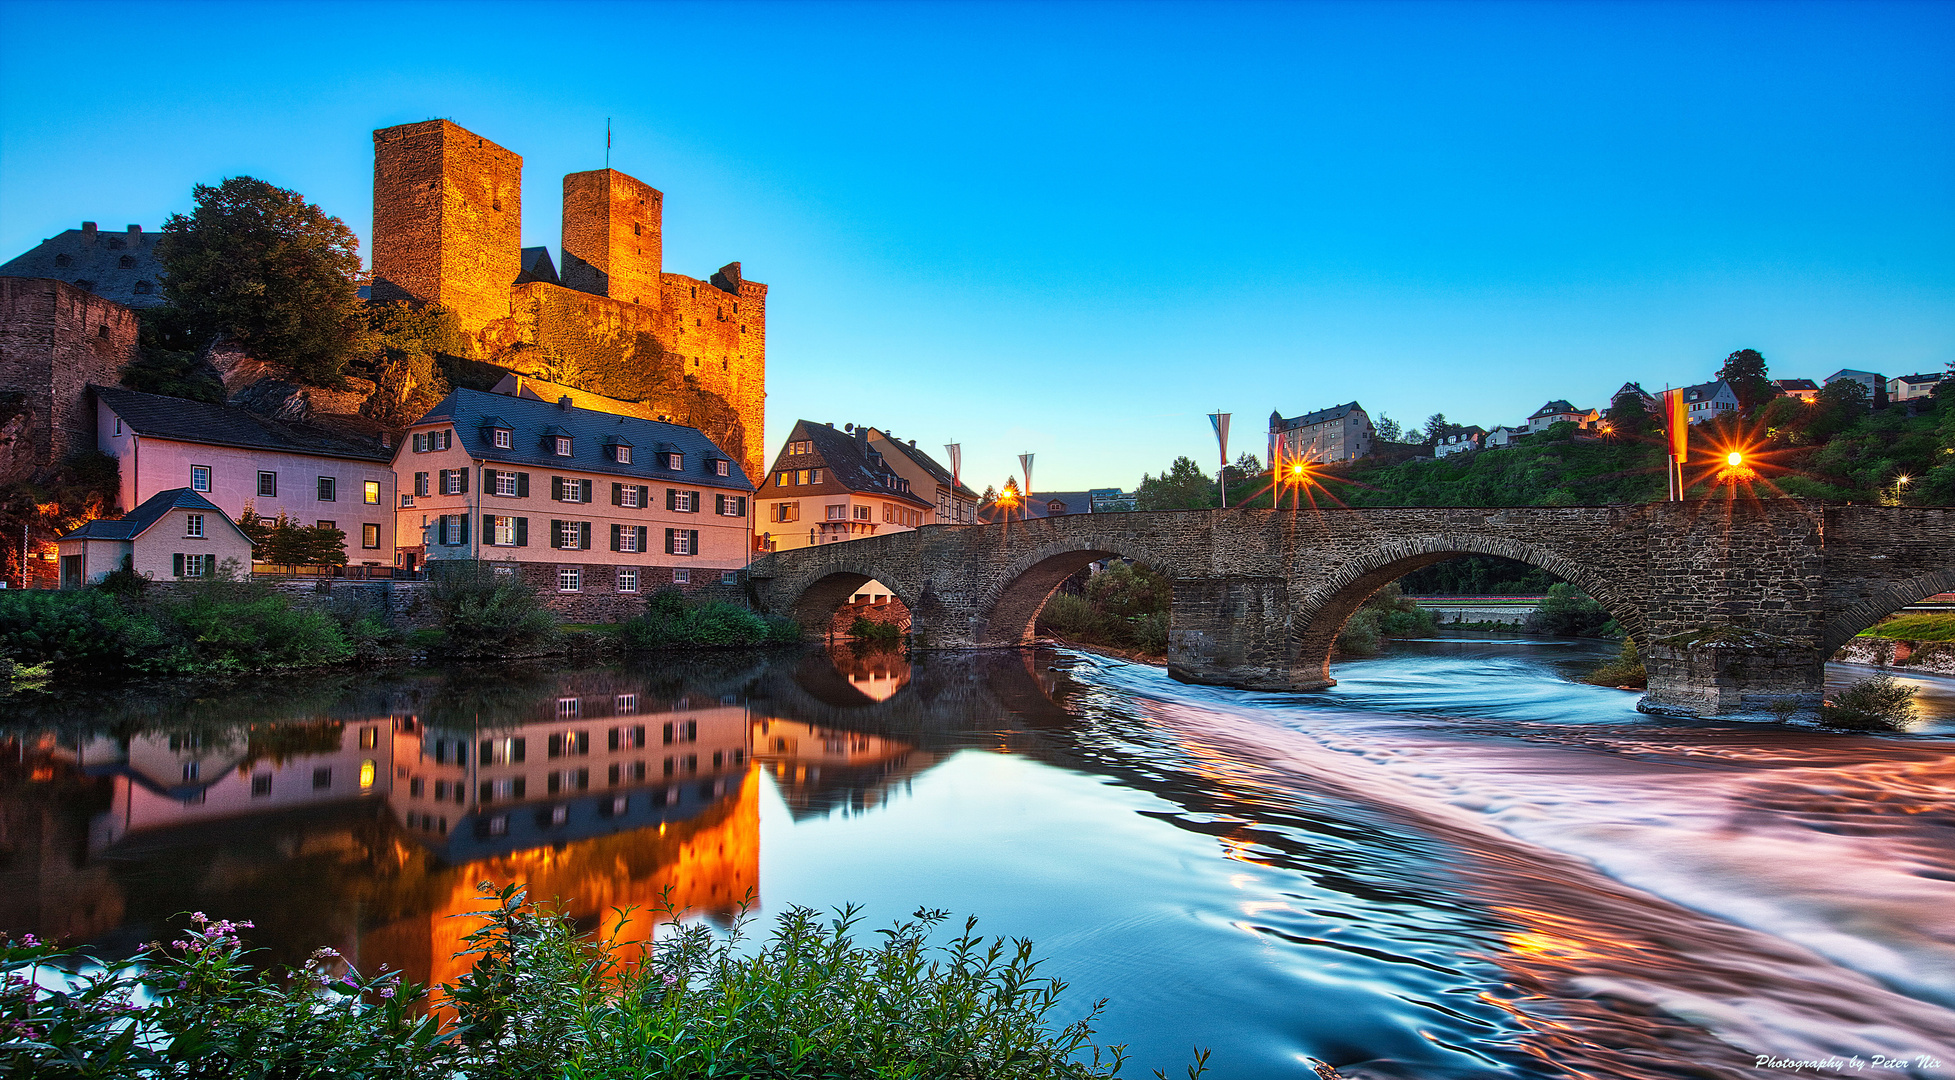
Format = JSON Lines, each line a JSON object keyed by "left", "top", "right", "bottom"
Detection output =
{"left": 1680, "top": 381, "right": 1733, "bottom": 403}
{"left": 1892, "top": 372, "right": 1946, "bottom": 386}
{"left": 1528, "top": 400, "right": 1581, "bottom": 419}
{"left": 870, "top": 430, "right": 979, "bottom": 499}
{"left": 1, "top": 224, "right": 165, "bottom": 308}
{"left": 93, "top": 386, "right": 395, "bottom": 462}
{"left": 414, "top": 388, "right": 754, "bottom": 490}
{"left": 1432, "top": 425, "right": 1488, "bottom": 442}
{"left": 60, "top": 488, "right": 251, "bottom": 542}
{"left": 1771, "top": 378, "right": 1820, "bottom": 392}
{"left": 1271, "top": 402, "right": 1365, "bottom": 432}
{"left": 765, "top": 421, "right": 930, "bottom": 507}
{"left": 516, "top": 247, "right": 560, "bottom": 285}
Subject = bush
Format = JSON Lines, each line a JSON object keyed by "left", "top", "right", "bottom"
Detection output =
{"left": 428, "top": 562, "right": 561, "bottom": 658}
{"left": 1822, "top": 673, "right": 1919, "bottom": 732}
{"left": 1034, "top": 562, "right": 1173, "bottom": 656}
{"left": 1582, "top": 637, "right": 1647, "bottom": 688}
{"left": 850, "top": 615, "right": 903, "bottom": 644}
{"left": 159, "top": 570, "right": 354, "bottom": 672}
{"left": 0, "top": 588, "right": 175, "bottom": 677}
{"left": 1, "top": 886, "right": 1134, "bottom": 1080}
{"left": 617, "top": 589, "right": 783, "bottom": 650}
{"left": 1336, "top": 582, "right": 1435, "bottom": 655}
{"left": 1526, "top": 583, "right": 1615, "bottom": 637}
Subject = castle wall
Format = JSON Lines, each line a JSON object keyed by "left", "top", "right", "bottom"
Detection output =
{"left": 371, "top": 120, "right": 522, "bottom": 342}
{"left": 0, "top": 277, "right": 136, "bottom": 479}
{"left": 560, "top": 169, "right": 663, "bottom": 305}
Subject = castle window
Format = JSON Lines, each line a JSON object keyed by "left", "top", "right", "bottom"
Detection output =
{"left": 690, "top": 286, "right": 697, "bottom": 298}
{"left": 108, "top": 238, "right": 124, "bottom": 250}
{"left": 119, "top": 255, "right": 136, "bottom": 268}
{"left": 633, "top": 222, "right": 641, "bottom": 236}
{"left": 97, "top": 325, "right": 109, "bottom": 338}
{"left": 555, "top": 437, "right": 572, "bottom": 456}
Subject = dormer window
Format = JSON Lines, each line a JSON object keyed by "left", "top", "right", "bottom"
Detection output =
{"left": 715, "top": 460, "right": 729, "bottom": 477}
{"left": 615, "top": 445, "right": 632, "bottom": 464}
{"left": 492, "top": 428, "right": 512, "bottom": 449}
{"left": 555, "top": 437, "right": 572, "bottom": 456}
{"left": 665, "top": 452, "right": 683, "bottom": 470}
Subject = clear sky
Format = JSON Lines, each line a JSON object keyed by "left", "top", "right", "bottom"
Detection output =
{"left": 3, "top": 1, "right": 1951, "bottom": 492}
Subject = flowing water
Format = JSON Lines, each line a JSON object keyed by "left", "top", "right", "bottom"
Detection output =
{"left": 5, "top": 638, "right": 1954, "bottom": 1078}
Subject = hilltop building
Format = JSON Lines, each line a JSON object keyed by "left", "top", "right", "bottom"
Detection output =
{"left": 1432, "top": 425, "right": 1487, "bottom": 458}
{"left": 1888, "top": 372, "right": 1945, "bottom": 403}
{"left": 1269, "top": 402, "right": 1373, "bottom": 465}
{"left": 755, "top": 421, "right": 934, "bottom": 551}
{"left": 0, "top": 278, "right": 137, "bottom": 478}
{"left": 368, "top": 119, "right": 768, "bottom": 481}
{"left": 1678, "top": 380, "right": 1740, "bottom": 423}
{"left": 1771, "top": 378, "right": 1820, "bottom": 404}
{"left": 1824, "top": 369, "right": 1887, "bottom": 407}
{"left": 1525, "top": 400, "right": 1599, "bottom": 433}
{"left": 0, "top": 223, "right": 165, "bottom": 309}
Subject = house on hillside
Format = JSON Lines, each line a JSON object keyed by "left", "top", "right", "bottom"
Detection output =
{"left": 859, "top": 427, "right": 980, "bottom": 524}
{"left": 396, "top": 388, "right": 754, "bottom": 604}
{"left": 93, "top": 385, "right": 398, "bottom": 569}
{"left": 755, "top": 421, "right": 934, "bottom": 551}
{"left": 1771, "top": 378, "right": 1820, "bottom": 404}
{"left": 1610, "top": 382, "right": 1660, "bottom": 414}
{"left": 1269, "top": 402, "right": 1373, "bottom": 465}
{"left": 56, "top": 488, "right": 255, "bottom": 587}
{"left": 1525, "top": 400, "right": 1598, "bottom": 433}
{"left": 1824, "top": 369, "right": 1887, "bottom": 406}
{"left": 1678, "top": 380, "right": 1740, "bottom": 424}
{"left": 1483, "top": 424, "right": 1530, "bottom": 449}
{"left": 1432, "top": 425, "right": 1487, "bottom": 458}
{"left": 1888, "top": 372, "right": 1946, "bottom": 403}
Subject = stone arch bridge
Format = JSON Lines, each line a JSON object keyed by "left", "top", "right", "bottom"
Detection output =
{"left": 748, "top": 501, "right": 1955, "bottom": 719}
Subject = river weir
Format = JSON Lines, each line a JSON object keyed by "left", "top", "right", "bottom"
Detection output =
{"left": 4, "top": 639, "right": 1952, "bottom": 1078}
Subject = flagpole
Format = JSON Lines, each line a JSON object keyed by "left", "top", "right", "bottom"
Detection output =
{"left": 606, "top": 118, "right": 612, "bottom": 169}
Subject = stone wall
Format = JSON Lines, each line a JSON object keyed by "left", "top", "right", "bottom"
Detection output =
{"left": 0, "top": 277, "right": 136, "bottom": 482}
{"left": 749, "top": 500, "right": 1955, "bottom": 719}
{"left": 561, "top": 169, "right": 662, "bottom": 304}
{"left": 370, "top": 120, "right": 523, "bottom": 338}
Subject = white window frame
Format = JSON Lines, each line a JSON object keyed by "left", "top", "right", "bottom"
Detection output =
{"left": 715, "top": 460, "right": 729, "bottom": 476}
{"left": 674, "top": 490, "right": 695, "bottom": 512}
{"left": 559, "top": 566, "right": 582, "bottom": 592}
{"left": 621, "top": 486, "right": 641, "bottom": 509}
{"left": 673, "top": 567, "right": 691, "bottom": 584}
{"left": 442, "top": 471, "right": 462, "bottom": 496}
{"left": 183, "top": 553, "right": 209, "bottom": 578}
{"left": 672, "top": 530, "right": 693, "bottom": 556}
{"left": 555, "top": 436, "right": 573, "bottom": 457}
{"left": 666, "top": 452, "right": 683, "bottom": 469}
{"left": 191, "top": 465, "right": 211, "bottom": 492}
{"left": 620, "top": 528, "right": 639, "bottom": 553}
{"left": 495, "top": 471, "right": 518, "bottom": 497}
{"left": 562, "top": 480, "right": 585, "bottom": 504}
{"left": 827, "top": 504, "right": 847, "bottom": 521}
{"left": 184, "top": 513, "right": 204, "bottom": 538}
{"left": 493, "top": 428, "right": 512, "bottom": 449}
{"left": 494, "top": 516, "right": 516, "bottom": 546}
{"left": 615, "top": 445, "right": 632, "bottom": 464}
{"left": 720, "top": 570, "right": 738, "bottom": 586}
{"left": 559, "top": 520, "right": 582, "bottom": 549}
{"left": 617, "top": 567, "right": 638, "bottom": 592}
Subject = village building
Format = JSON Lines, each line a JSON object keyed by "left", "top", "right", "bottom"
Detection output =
{"left": 1824, "top": 369, "right": 1888, "bottom": 406}
{"left": 1483, "top": 424, "right": 1531, "bottom": 449}
{"left": 977, "top": 488, "right": 1120, "bottom": 523}
{"left": 1268, "top": 402, "right": 1373, "bottom": 466}
{"left": 93, "top": 386, "right": 398, "bottom": 568}
{"left": 1888, "top": 372, "right": 1946, "bottom": 403}
{"left": 754, "top": 421, "right": 934, "bottom": 551}
{"left": 1432, "top": 425, "right": 1488, "bottom": 457}
{"left": 0, "top": 222, "right": 165, "bottom": 310}
{"left": 1771, "top": 378, "right": 1821, "bottom": 404}
{"left": 1610, "top": 382, "right": 1661, "bottom": 414}
{"left": 1677, "top": 380, "right": 1740, "bottom": 423}
{"left": 395, "top": 388, "right": 754, "bottom": 608}
{"left": 1525, "top": 400, "right": 1599, "bottom": 432}
{"left": 859, "top": 427, "right": 980, "bottom": 524}
{"left": 56, "top": 487, "right": 255, "bottom": 587}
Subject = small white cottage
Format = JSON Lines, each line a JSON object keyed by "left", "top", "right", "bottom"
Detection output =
{"left": 57, "top": 488, "right": 254, "bottom": 587}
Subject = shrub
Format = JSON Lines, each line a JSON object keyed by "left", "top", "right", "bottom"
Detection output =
{"left": 1, "top": 886, "right": 1134, "bottom": 1080}
{"left": 1526, "top": 583, "right": 1615, "bottom": 637}
{"left": 157, "top": 570, "right": 353, "bottom": 672}
{"left": 1336, "top": 582, "right": 1434, "bottom": 655}
{"left": 1034, "top": 562, "right": 1173, "bottom": 656}
{"left": 850, "top": 615, "right": 903, "bottom": 644}
{"left": 428, "top": 562, "right": 560, "bottom": 658}
{"left": 1821, "top": 674, "right": 1919, "bottom": 732}
{"left": 0, "top": 588, "right": 174, "bottom": 677}
{"left": 1582, "top": 637, "right": 1647, "bottom": 687}
{"left": 616, "top": 590, "right": 781, "bottom": 650}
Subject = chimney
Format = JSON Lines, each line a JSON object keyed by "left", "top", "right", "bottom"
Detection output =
{"left": 559, "top": 395, "right": 573, "bottom": 410}
{"left": 127, "top": 224, "right": 142, "bottom": 237}
{"left": 82, "top": 222, "right": 97, "bottom": 239}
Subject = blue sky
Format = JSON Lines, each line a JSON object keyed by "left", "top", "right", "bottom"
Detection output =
{"left": 3, "top": 1, "right": 1951, "bottom": 491}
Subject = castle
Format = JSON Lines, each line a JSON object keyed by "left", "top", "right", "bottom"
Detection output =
{"left": 368, "top": 119, "right": 768, "bottom": 481}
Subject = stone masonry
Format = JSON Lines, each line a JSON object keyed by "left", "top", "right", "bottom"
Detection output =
{"left": 369, "top": 119, "right": 767, "bottom": 482}
{"left": 0, "top": 277, "right": 138, "bottom": 482}
{"left": 747, "top": 500, "right": 1955, "bottom": 720}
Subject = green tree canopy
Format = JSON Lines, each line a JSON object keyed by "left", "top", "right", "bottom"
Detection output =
{"left": 1716, "top": 348, "right": 1776, "bottom": 414}
{"left": 1373, "top": 414, "right": 1404, "bottom": 442}
{"left": 157, "top": 176, "right": 364, "bottom": 387}
{"left": 1606, "top": 389, "right": 1652, "bottom": 436}
{"left": 1421, "top": 413, "right": 1449, "bottom": 442}
{"left": 1135, "top": 456, "right": 1218, "bottom": 510}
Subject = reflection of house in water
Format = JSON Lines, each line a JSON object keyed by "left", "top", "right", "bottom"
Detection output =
{"left": 823, "top": 643, "right": 911, "bottom": 702}
{"left": 752, "top": 715, "right": 940, "bottom": 819}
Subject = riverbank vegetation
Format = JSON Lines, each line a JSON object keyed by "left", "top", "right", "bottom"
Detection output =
{"left": 1036, "top": 561, "right": 1171, "bottom": 657}
{"left": 2, "top": 884, "right": 1139, "bottom": 1080}
{"left": 615, "top": 589, "right": 801, "bottom": 650}
{"left": 1857, "top": 611, "right": 1955, "bottom": 642}
{"left": 1822, "top": 673, "right": 1920, "bottom": 732}
{"left": 1335, "top": 583, "right": 1436, "bottom": 655}
{"left": 1582, "top": 638, "right": 1647, "bottom": 688}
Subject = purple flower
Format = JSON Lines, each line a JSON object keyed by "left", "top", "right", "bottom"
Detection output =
{"left": 378, "top": 986, "right": 396, "bottom": 999}
{"left": 19, "top": 934, "right": 38, "bottom": 947}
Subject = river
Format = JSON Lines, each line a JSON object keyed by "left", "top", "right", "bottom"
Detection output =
{"left": 4, "top": 638, "right": 1953, "bottom": 1078}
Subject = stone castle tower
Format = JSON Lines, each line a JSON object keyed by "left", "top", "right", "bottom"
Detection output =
{"left": 370, "top": 119, "right": 767, "bottom": 482}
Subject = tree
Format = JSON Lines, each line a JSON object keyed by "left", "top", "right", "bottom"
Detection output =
{"left": 156, "top": 176, "right": 364, "bottom": 387}
{"left": 1224, "top": 452, "right": 1262, "bottom": 483}
{"left": 121, "top": 307, "right": 224, "bottom": 403}
{"left": 1716, "top": 348, "right": 1776, "bottom": 415}
{"left": 1606, "top": 390, "right": 1652, "bottom": 437}
{"left": 1811, "top": 377, "right": 1871, "bottom": 439}
{"left": 1421, "top": 414, "right": 1449, "bottom": 443}
{"left": 1135, "top": 456, "right": 1219, "bottom": 510}
{"left": 1374, "top": 414, "right": 1404, "bottom": 442}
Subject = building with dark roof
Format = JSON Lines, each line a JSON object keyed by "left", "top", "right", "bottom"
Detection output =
{"left": 1432, "top": 425, "right": 1488, "bottom": 458}
{"left": 1677, "top": 380, "right": 1739, "bottom": 424}
{"left": 1525, "top": 400, "right": 1599, "bottom": 432}
{"left": 0, "top": 223, "right": 164, "bottom": 309}
{"left": 976, "top": 489, "right": 1113, "bottom": 523}
{"left": 94, "top": 385, "right": 399, "bottom": 567}
{"left": 1771, "top": 378, "right": 1821, "bottom": 404}
{"left": 755, "top": 421, "right": 935, "bottom": 551}
{"left": 1268, "top": 401, "right": 1373, "bottom": 465}
{"left": 1888, "top": 372, "right": 1946, "bottom": 403}
{"left": 861, "top": 427, "right": 980, "bottom": 524}
{"left": 56, "top": 487, "right": 255, "bottom": 587}
{"left": 397, "top": 388, "right": 754, "bottom": 604}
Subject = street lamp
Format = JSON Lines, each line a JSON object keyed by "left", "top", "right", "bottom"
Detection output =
{"left": 1726, "top": 450, "right": 1744, "bottom": 469}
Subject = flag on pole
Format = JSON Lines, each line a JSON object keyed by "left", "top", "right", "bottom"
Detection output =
{"left": 1019, "top": 453, "right": 1034, "bottom": 507}
{"left": 945, "top": 443, "right": 961, "bottom": 490}
{"left": 1210, "top": 411, "right": 1232, "bottom": 508}
{"left": 1662, "top": 389, "right": 1688, "bottom": 462}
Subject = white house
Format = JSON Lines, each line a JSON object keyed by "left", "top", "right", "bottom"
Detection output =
{"left": 1888, "top": 372, "right": 1946, "bottom": 403}
{"left": 56, "top": 487, "right": 255, "bottom": 587}
{"left": 1824, "top": 369, "right": 1887, "bottom": 404}
{"left": 1678, "top": 380, "right": 1740, "bottom": 424}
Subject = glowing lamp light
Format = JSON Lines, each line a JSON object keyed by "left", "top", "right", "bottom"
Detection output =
{"left": 1726, "top": 451, "right": 1744, "bottom": 468}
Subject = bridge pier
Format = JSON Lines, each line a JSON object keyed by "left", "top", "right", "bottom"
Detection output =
{"left": 1639, "top": 631, "right": 1826, "bottom": 719}
{"left": 1166, "top": 576, "right": 1304, "bottom": 691}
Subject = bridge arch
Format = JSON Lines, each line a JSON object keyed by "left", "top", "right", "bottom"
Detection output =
{"left": 1289, "top": 534, "right": 1646, "bottom": 687}
{"left": 1819, "top": 566, "right": 1955, "bottom": 656}
{"left": 778, "top": 565, "right": 921, "bottom": 635}
{"left": 969, "top": 532, "right": 1195, "bottom": 646}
